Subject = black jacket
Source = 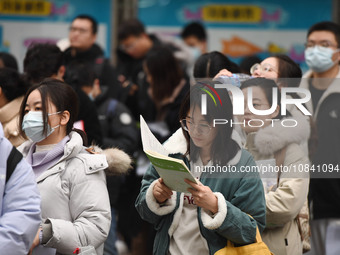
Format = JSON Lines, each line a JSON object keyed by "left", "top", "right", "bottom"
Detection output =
{"left": 75, "top": 88, "right": 103, "bottom": 146}
{"left": 95, "top": 93, "right": 139, "bottom": 207}
{"left": 64, "top": 44, "right": 121, "bottom": 99}
{"left": 309, "top": 92, "right": 340, "bottom": 219}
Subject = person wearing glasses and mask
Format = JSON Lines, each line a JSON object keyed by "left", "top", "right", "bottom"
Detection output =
{"left": 135, "top": 83, "right": 266, "bottom": 255}
{"left": 299, "top": 21, "right": 340, "bottom": 255}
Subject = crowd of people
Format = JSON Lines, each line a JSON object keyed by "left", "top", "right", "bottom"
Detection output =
{"left": 0, "top": 14, "right": 339, "bottom": 255}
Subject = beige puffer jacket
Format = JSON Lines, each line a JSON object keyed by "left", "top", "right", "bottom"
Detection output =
{"left": 244, "top": 114, "right": 310, "bottom": 255}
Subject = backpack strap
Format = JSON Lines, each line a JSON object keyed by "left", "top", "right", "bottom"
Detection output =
{"left": 6, "top": 146, "right": 23, "bottom": 183}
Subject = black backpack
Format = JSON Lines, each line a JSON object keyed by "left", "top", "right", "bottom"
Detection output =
{"left": 6, "top": 146, "right": 23, "bottom": 183}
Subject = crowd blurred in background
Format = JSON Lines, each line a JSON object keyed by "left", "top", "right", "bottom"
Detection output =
{"left": 1, "top": 12, "right": 340, "bottom": 255}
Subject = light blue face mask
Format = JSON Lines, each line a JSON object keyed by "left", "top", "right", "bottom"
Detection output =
{"left": 304, "top": 46, "right": 338, "bottom": 73}
{"left": 190, "top": 46, "right": 202, "bottom": 61}
{"left": 22, "top": 111, "right": 61, "bottom": 143}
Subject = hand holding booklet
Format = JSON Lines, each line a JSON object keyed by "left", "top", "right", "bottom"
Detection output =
{"left": 140, "top": 115, "right": 199, "bottom": 193}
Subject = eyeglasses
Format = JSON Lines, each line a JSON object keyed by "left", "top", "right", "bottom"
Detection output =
{"left": 69, "top": 26, "right": 91, "bottom": 34}
{"left": 180, "top": 119, "right": 212, "bottom": 135}
{"left": 304, "top": 40, "right": 337, "bottom": 48}
{"left": 250, "top": 63, "right": 278, "bottom": 75}
{"left": 119, "top": 38, "right": 140, "bottom": 52}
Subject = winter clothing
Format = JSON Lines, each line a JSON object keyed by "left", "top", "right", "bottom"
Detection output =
{"left": 75, "top": 88, "right": 103, "bottom": 145}
{"left": 0, "top": 96, "right": 26, "bottom": 147}
{"left": 95, "top": 94, "right": 138, "bottom": 206}
{"left": 235, "top": 95, "right": 311, "bottom": 157}
{"left": 116, "top": 34, "right": 193, "bottom": 120}
{"left": 18, "top": 131, "right": 131, "bottom": 255}
{"left": 244, "top": 115, "right": 310, "bottom": 255}
{"left": 0, "top": 123, "right": 41, "bottom": 254}
{"left": 299, "top": 70, "right": 340, "bottom": 220}
{"left": 64, "top": 44, "right": 121, "bottom": 99}
{"left": 95, "top": 94, "right": 139, "bottom": 154}
{"left": 135, "top": 129, "right": 266, "bottom": 255}
{"left": 26, "top": 136, "right": 69, "bottom": 179}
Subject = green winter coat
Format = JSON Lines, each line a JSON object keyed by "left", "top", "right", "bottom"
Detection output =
{"left": 135, "top": 129, "right": 266, "bottom": 255}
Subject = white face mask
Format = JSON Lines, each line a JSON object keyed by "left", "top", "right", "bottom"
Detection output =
{"left": 22, "top": 111, "right": 61, "bottom": 143}
{"left": 305, "top": 46, "right": 339, "bottom": 73}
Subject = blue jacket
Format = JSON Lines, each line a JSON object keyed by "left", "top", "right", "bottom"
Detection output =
{"left": 135, "top": 129, "right": 266, "bottom": 255}
{"left": 0, "top": 123, "right": 41, "bottom": 254}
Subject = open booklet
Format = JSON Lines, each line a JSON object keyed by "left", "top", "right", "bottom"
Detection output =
{"left": 140, "top": 115, "right": 198, "bottom": 193}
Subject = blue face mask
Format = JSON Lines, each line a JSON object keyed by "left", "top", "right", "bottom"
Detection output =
{"left": 22, "top": 111, "right": 61, "bottom": 143}
{"left": 190, "top": 46, "right": 202, "bottom": 61}
{"left": 305, "top": 46, "right": 338, "bottom": 73}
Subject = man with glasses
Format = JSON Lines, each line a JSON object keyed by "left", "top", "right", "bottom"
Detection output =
{"left": 63, "top": 14, "right": 121, "bottom": 99}
{"left": 299, "top": 21, "right": 340, "bottom": 255}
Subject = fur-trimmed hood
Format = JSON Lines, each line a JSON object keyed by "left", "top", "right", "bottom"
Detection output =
{"left": 163, "top": 128, "right": 243, "bottom": 166}
{"left": 88, "top": 146, "right": 132, "bottom": 176}
{"left": 252, "top": 113, "right": 310, "bottom": 155}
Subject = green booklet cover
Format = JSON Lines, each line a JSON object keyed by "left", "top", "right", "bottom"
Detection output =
{"left": 140, "top": 115, "right": 198, "bottom": 193}
{"left": 144, "top": 150, "right": 198, "bottom": 193}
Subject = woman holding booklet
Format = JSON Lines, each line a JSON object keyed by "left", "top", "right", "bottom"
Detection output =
{"left": 135, "top": 83, "right": 267, "bottom": 254}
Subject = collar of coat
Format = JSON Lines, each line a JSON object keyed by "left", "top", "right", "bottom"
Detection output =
{"left": 299, "top": 69, "right": 340, "bottom": 118}
{"left": 249, "top": 113, "right": 310, "bottom": 156}
{"left": 163, "top": 128, "right": 243, "bottom": 166}
{"left": 20, "top": 131, "right": 132, "bottom": 176}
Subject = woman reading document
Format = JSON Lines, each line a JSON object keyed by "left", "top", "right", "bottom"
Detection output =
{"left": 135, "top": 83, "right": 266, "bottom": 254}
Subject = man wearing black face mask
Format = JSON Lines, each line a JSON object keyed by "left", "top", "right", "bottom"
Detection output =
{"left": 299, "top": 21, "right": 340, "bottom": 255}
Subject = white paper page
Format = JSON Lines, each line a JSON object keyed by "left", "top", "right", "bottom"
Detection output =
{"left": 140, "top": 115, "right": 168, "bottom": 156}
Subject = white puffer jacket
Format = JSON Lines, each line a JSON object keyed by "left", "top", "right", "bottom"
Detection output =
{"left": 19, "top": 131, "right": 131, "bottom": 255}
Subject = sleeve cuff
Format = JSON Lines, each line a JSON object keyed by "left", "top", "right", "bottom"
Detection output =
{"left": 145, "top": 179, "right": 177, "bottom": 216}
{"left": 41, "top": 221, "right": 53, "bottom": 244}
{"left": 201, "top": 192, "right": 227, "bottom": 230}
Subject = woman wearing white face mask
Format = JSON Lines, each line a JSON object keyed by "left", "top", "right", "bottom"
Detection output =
{"left": 18, "top": 78, "right": 131, "bottom": 255}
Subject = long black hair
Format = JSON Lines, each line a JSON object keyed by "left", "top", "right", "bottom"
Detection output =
{"left": 193, "top": 51, "right": 240, "bottom": 78}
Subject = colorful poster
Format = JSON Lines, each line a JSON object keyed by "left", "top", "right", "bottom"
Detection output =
{"left": 139, "top": 0, "right": 332, "bottom": 72}
{"left": 0, "top": 0, "right": 112, "bottom": 71}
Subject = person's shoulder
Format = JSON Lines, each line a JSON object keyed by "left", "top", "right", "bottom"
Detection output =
{"left": 284, "top": 142, "right": 309, "bottom": 165}
{"left": 238, "top": 149, "right": 255, "bottom": 164}
{"left": 63, "top": 149, "right": 107, "bottom": 185}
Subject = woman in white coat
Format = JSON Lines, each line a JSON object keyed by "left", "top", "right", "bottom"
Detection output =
{"left": 18, "top": 78, "right": 131, "bottom": 255}
{"left": 239, "top": 78, "right": 310, "bottom": 255}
